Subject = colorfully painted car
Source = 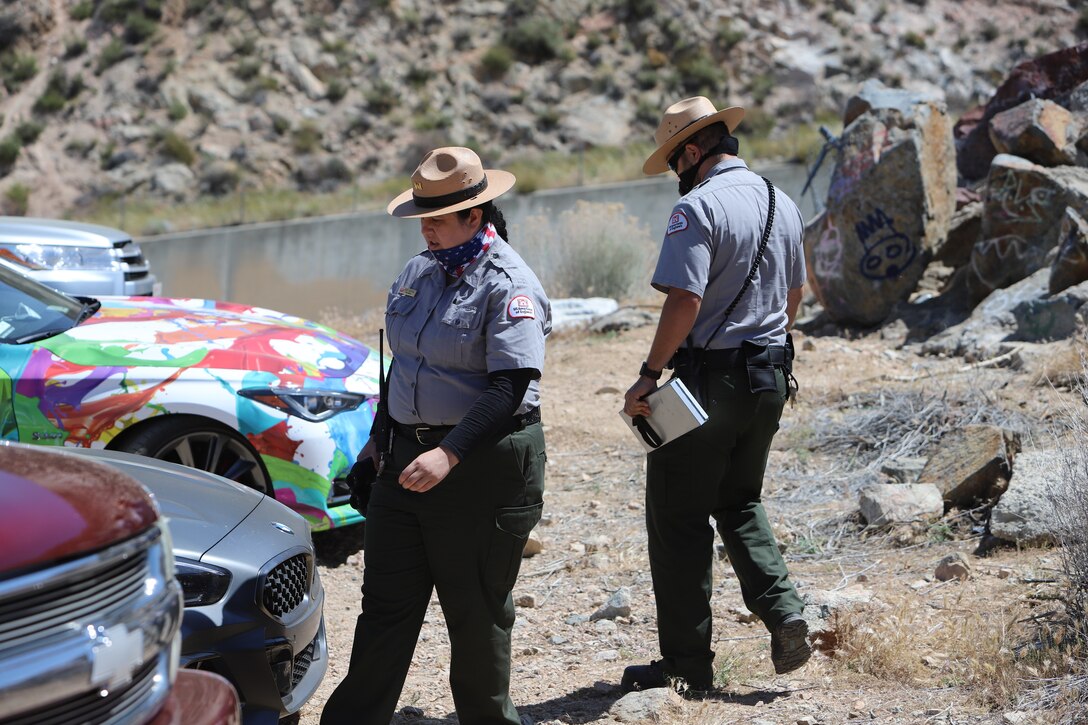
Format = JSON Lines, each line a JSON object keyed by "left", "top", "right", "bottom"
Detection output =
{"left": 0, "top": 258, "right": 378, "bottom": 531}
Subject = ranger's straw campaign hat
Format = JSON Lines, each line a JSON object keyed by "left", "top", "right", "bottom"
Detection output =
{"left": 643, "top": 96, "right": 745, "bottom": 175}
{"left": 387, "top": 147, "right": 515, "bottom": 218}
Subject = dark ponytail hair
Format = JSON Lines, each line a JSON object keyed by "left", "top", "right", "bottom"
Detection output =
{"left": 458, "top": 200, "right": 510, "bottom": 242}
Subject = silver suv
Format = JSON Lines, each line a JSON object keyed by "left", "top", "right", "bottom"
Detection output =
{"left": 0, "top": 217, "right": 158, "bottom": 297}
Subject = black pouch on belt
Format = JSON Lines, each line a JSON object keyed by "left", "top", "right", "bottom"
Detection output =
{"left": 669, "top": 347, "right": 708, "bottom": 406}
{"left": 741, "top": 339, "right": 778, "bottom": 394}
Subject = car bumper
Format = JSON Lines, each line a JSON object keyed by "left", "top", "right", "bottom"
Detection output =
{"left": 179, "top": 498, "right": 327, "bottom": 722}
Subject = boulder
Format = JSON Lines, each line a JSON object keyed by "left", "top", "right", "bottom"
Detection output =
{"left": 150, "top": 163, "right": 195, "bottom": 198}
{"left": 858, "top": 484, "right": 943, "bottom": 525}
{"left": 842, "top": 78, "right": 943, "bottom": 128}
{"left": 918, "top": 425, "right": 1020, "bottom": 505}
{"left": 590, "top": 587, "right": 631, "bottom": 621}
{"left": 964, "top": 155, "right": 1088, "bottom": 303}
{"left": 1010, "top": 279, "right": 1088, "bottom": 343}
{"left": 801, "top": 586, "right": 875, "bottom": 652}
{"left": 609, "top": 689, "right": 684, "bottom": 722}
{"left": 990, "top": 450, "right": 1063, "bottom": 546}
{"left": 273, "top": 48, "right": 327, "bottom": 101}
{"left": 550, "top": 297, "right": 619, "bottom": 331}
{"left": 935, "top": 200, "right": 982, "bottom": 269}
{"left": 955, "top": 43, "right": 1088, "bottom": 181}
{"left": 879, "top": 457, "right": 928, "bottom": 484}
{"left": 806, "top": 90, "right": 956, "bottom": 326}
{"left": 988, "top": 98, "right": 1079, "bottom": 167}
{"left": 588, "top": 307, "right": 655, "bottom": 334}
{"left": 1049, "top": 208, "right": 1088, "bottom": 294}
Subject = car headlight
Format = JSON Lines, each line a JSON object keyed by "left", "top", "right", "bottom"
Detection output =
{"left": 175, "top": 558, "right": 232, "bottom": 607}
{"left": 239, "top": 387, "right": 367, "bottom": 422}
{"left": 0, "top": 243, "right": 120, "bottom": 271}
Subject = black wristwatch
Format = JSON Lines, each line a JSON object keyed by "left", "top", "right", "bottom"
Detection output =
{"left": 639, "top": 361, "right": 662, "bottom": 380}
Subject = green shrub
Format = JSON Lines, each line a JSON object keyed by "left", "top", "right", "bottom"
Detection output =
{"left": 365, "top": 82, "right": 398, "bottom": 114}
{"left": 167, "top": 97, "right": 188, "bottom": 121}
{"left": 70, "top": 1, "right": 94, "bottom": 20}
{"left": 903, "top": 31, "right": 926, "bottom": 49}
{"left": 748, "top": 72, "right": 776, "bottom": 104}
{"left": 413, "top": 112, "right": 452, "bottom": 131}
{"left": 536, "top": 108, "right": 560, "bottom": 131}
{"left": 0, "top": 136, "right": 21, "bottom": 170}
{"left": 231, "top": 35, "right": 258, "bottom": 57}
{"left": 3, "top": 183, "right": 29, "bottom": 216}
{"left": 97, "top": 38, "right": 128, "bottom": 73}
{"left": 292, "top": 122, "right": 322, "bottom": 154}
{"left": 1, "top": 53, "right": 37, "bottom": 91}
{"left": 65, "top": 36, "right": 88, "bottom": 58}
{"left": 677, "top": 50, "right": 721, "bottom": 94}
{"left": 622, "top": 0, "right": 657, "bottom": 21}
{"left": 326, "top": 77, "right": 348, "bottom": 103}
{"left": 100, "top": 0, "right": 161, "bottom": 23}
{"left": 270, "top": 113, "right": 291, "bottom": 136}
{"left": 34, "top": 70, "right": 84, "bottom": 114}
{"left": 233, "top": 57, "right": 261, "bottom": 81}
{"left": 480, "top": 44, "right": 513, "bottom": 79}
{"left": 124, "top": 11, "right": 158, "bottom": 43}
{"left": 980, "top": 20, "right": 999, "bottom": 42}
{"left": 405, "top": 65, "right": 432, "bottom": 88}
{"left": 98, "top": 140, "right": 116, "bottom": 169}
{"left": 15, "top": 121, "right": 44, "bottom": 145}
{"left": 158, "top": 130, "right": 196, "bottom": 165}
{"left": 184, "top": 0, "right": 212, "bottom": 18}
{"left": 503, "top": 18, "right": 564, "bottom": 64}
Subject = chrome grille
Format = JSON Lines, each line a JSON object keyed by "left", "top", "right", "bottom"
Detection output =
{"left": 261, "top": 554, "right": 310, "bottom": 618}
{"left": 0, "top": 659, "right": 157, "bottom": 725}
{"left": 0, "top": 552, "right": 148, "bottom": 650}
{"left": 113, "top": 239, "right": 150, "bottom": 281}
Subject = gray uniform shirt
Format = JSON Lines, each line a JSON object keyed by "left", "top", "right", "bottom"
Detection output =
{"left": 386, "top": 237, "right": 551, "bottom": 425}
{"left": 651, "top": 158, "right": 806, "bottom": 349}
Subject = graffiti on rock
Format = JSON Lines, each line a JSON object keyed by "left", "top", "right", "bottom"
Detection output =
{"left": 828, "top": 126, "right": 890, "bottom": 205}
{"left": 855, "top": 208, "right": 917, "bottom": 281}
{"left": 970, "top": 235, "right": 1031, "bottom": 290}
{"left": 811, "top": 215, "right": 844, "bottom": 282}
{"left": 989, "top": 171, "right": 1056, "bottom": 224}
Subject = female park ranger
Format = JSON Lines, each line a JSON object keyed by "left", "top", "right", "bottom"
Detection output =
{"left": 321, "top": 147, "right": 551, "bottom": 725}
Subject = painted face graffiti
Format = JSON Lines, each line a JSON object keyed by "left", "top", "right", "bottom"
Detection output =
{"left": 855, "top": 208, "right": 918, "bottom": 281}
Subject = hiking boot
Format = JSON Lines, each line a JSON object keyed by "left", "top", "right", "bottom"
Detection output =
{"left": 771, "top": 613, "right": 812, "bottom": 674}
{"left": 621, "top": 661, "right": 711, "bottom": 694}
{"left": 620, "top": 661, "right": 668, "bottom": 693}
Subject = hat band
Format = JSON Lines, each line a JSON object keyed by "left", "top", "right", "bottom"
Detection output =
{"left": 413, "top": 177, "right": 489, "bottom": 209}
{"left": 664, "top": 113, "right": 713, "bottom": 147}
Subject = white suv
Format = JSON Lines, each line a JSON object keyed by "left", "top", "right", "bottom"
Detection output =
{"left": 0, "top": 217, "right": 159, "bottom": 297}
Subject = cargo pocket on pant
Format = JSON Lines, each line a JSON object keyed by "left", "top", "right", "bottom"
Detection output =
{"left": 484, "top": 501, "right": 544, "bottom": 595}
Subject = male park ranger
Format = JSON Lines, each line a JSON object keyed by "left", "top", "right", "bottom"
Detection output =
{"left": 621, "top": 97, "right": 811, "bottom": 692}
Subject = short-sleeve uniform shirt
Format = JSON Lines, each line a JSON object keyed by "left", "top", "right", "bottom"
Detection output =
{"left": 385, "top": 237, "right": 551, "bottom": 425}
{"left": 652, "top": 159, "right": 806, "bottom": 348}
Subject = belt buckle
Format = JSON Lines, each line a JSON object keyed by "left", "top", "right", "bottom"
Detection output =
{"left": 414, "top": 426, "right": 431, "bottom": 445}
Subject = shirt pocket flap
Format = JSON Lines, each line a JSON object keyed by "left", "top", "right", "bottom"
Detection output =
{"left": 388, "top": 294, "right": 419, "bottom": 316}
{"left": 440, "top": 304, "right": 482, "bottom": 330}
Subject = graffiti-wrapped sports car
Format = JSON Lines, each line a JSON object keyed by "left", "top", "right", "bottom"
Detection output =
{"left": 0, "top": 260, "right": 377, "bottom": 531}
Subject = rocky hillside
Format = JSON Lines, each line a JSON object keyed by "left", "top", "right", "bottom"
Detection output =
{"left": 0, "top": 0, "right": 1082, "bottom": 219}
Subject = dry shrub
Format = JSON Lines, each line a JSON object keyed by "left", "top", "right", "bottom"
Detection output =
{"left": 831, "top": 600, "right": 1065, "bottom": 710}
{"left": 515, "top": 200, "right": 656, "bottom": 302}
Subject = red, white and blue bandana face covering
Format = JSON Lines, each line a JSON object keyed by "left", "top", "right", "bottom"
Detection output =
{"left": 430, "top": 222, "right": 496, "bottom": 278}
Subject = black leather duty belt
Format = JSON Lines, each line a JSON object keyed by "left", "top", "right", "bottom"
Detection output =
{"left": 673, "top": 346, "right": 788, "bottom": 370}
{"left": 393, "top": 407, "right": 541, "bottom": 446}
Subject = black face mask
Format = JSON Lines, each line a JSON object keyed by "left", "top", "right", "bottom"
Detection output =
{"left": 677, "top": 156, "right": 703, "bottom": 196}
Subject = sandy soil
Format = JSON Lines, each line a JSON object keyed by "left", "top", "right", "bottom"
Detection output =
{"left": 301, "top": 313, "right": 1083, "bottom": 725}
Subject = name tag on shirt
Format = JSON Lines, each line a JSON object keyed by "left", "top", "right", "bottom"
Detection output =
{"left": 398, "top": 287, "right": 417, "bottom": 297}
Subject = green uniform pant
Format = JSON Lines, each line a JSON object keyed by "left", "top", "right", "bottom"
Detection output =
{"left": 321, "top": 422, "right": 545, "bottom": 725}
{"left": 646, "top": 366, "right": 803, "bottom": 686}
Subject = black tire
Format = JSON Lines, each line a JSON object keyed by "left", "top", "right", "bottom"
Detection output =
{"left": 113, "top": 415, "right": 273, "bottom": 494}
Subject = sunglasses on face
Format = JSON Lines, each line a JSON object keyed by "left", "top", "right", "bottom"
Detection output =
{"left": 667, "top": 146, "right": 684, "bottom": 173}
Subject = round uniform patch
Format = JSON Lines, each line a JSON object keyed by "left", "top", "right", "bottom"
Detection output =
{"left": 667, "top": 211, "right": 689, "bottom": 235}
{"left": 508, "top": 294, "right": 536, "bottom": 319}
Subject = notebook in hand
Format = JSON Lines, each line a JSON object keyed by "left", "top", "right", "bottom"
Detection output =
{"left": 621, "top": 377, "right": 709, "bottom": 452}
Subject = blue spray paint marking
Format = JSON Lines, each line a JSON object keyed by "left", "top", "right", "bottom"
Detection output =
{"left": 855, "top": 209, "right": 917, "bottom": 281}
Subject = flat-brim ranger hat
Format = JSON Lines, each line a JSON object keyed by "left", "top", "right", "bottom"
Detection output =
{"left": 387, "top": 146, "right": 515, "bottom": 218}
{"left": 643, "top": 96, "right": 745, "bottom": 175}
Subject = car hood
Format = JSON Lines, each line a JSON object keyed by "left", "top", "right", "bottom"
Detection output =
{"left": 36, "top": 296, "right": 378, "bottom": 393}
{"left": 69, "top": 448, "right": 264, "bottom": 560}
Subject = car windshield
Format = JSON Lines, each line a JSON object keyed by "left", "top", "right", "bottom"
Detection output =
{"left": 0, "top": 260, "right": 88, "bottom": 344}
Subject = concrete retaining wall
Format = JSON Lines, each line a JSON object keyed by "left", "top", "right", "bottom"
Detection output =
{"left": 138, "top": 162, "right": 827, "bottom": 321}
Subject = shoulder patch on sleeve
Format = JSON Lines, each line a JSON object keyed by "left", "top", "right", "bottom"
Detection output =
{"left": 667, "top": 211, "right": 689, "bottom": 235}
{"left": 507, "top": 294, "right": 536, "bottom": 319}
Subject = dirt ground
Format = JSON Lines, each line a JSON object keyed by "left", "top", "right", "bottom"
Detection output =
{"left": 302, "top": 311, "right": 1085, "bottom": 725}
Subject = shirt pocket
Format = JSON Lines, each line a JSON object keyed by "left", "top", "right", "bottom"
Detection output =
{"left": 386, "top": 293, "right": 419, "bottom": 349}
{"left": 439, "top": 303, "right": 485, "bottom": 367}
